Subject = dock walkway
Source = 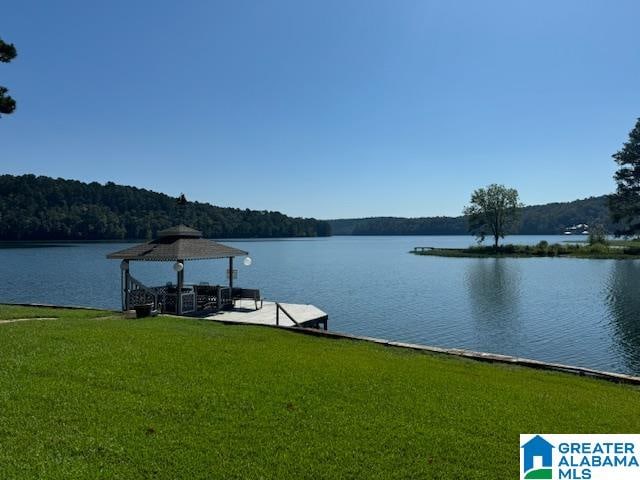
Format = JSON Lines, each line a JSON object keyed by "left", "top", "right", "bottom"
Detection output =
{"left": 206, "top": 300, "right": 328, "bottom": 329}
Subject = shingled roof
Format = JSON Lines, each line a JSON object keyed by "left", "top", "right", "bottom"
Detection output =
{"left": 106, "top": 224, "right": 248, "bottom": 261}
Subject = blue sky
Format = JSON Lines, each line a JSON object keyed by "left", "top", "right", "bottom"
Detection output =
{"left": 2, "top": 1, "right": 638, "bottom": 219}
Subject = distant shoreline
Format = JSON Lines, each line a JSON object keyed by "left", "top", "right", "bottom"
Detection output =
{"left": 0, "top": 234, "right": 587, "bottom": 243}
{"left": 411, "top": 243, "right": 640, "bottom": 260}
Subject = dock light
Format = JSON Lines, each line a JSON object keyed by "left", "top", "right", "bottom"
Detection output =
{"left": 173, "top": 261, "right": 184, "bottom": 272}
{"left": 120, "top": 261, "right": 129, "bottom": 271}
{"left": 243, "top": 256, "right": 252, "bottom": 267}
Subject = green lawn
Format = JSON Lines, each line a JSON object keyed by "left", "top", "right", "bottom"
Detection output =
{"left": 0, "top": 305, "right": 639, "bottom": 479}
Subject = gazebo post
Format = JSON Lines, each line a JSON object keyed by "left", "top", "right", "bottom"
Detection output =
{"left": 177, "top": 258, "right": 184, "bottom": 315}
{"left": 228, "top": 257, "right": 234, "bottom": 290}
{"left": 123, "top": 260, "right": 130, "bottom": 311}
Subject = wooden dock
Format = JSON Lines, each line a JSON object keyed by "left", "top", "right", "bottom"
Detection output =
{"left": 413, "top": 246, "right": 436, "bottom": 253}
{"left": 205, "top": 300, "right": 328, "bottom": 329}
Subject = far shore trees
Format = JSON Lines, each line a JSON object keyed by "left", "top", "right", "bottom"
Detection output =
{"left": 609, "top": 118, "right": 640, "bottom": 237}
{"left": 0, "top": 174, "right": 332, "bottom": 240}
{"left": 464, "top": 184, "right": 522, "bottom": 248}
{"left": 0, "top": 37, "right": 17, "bottom": 117}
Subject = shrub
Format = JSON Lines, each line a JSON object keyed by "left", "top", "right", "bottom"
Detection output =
{"left": 502, "top": 244, "right": 516, "bottom": 254}
{"left": 585, "top": 243, "right": 609, "bottom": 254}
{"left": 588, "top": 224, "right": 609, "bottom": 246}
{"left": 549, "top": 243, "right": 562, "bottom": 256}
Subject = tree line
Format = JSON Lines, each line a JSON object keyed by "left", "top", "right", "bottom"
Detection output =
{"left": 0, "top": 175, "right": 331, "bottom": 240}
{"left": 328, "top": 195, "right": 612, "bottom": 236}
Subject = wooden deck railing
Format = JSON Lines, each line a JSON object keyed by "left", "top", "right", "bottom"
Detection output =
{"left": 275, "top": 302, "right": 301, "bottom": 327}
{"left": 126, "top": 275, "right": 160, "bottom": 310}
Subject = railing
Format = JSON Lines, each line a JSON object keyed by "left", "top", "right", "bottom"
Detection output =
{"left": 123, "top": 277, "right": 215, "bottom": 314}
{"left": 125, "top": 275, "right": 160, "bottom": 310}
{"left": 275, "top": 302, "right": 300, "bottom": 327}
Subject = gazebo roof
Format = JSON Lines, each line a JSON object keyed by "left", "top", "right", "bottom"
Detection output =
{"left": 106, "top": 224, "right": 248, "bottom": 261}
{"left": 157, "top": 225, "right": 203, "bottom": 238}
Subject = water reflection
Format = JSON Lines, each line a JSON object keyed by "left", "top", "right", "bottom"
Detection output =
{"left": 465, "top": 259, "right": 522, "bottom": 350}
{"left": 605, "top": 261, "right": 640, "bottom": 373}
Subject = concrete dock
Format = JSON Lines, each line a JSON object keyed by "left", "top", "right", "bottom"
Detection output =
{"left": 205, "top": 300, "right": 328, "bottom": 329}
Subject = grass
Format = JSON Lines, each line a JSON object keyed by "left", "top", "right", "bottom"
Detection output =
{"left": 413, "top": 241, "right": 640, "bottom": 259}
{"left": 568, "top": 238, "right": 640, "bottom": 248}
{"left": 0, "top": 305, "right": 639, "bottom": 479}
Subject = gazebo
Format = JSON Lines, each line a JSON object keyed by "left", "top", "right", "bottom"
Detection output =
{"left": 106, "top": 225, "right": 252, "bottom": 315}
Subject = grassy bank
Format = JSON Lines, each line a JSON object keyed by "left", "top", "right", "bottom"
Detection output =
{"left": 1, "top": 305, "right": 639, "bottom": 479}
{"left": 413, "top": 241, "right": 640, "bottom": 259}
{"left": 569, "top": 238, "right": 640, "bottom": 248}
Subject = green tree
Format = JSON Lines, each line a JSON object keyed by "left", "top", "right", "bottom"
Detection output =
{"left": 588, "top": 224, "right": 608, "bottom": 246}
{"left": 464, "top": 184, "right": 522, "bottom": 248}
{"left": 609, "top": 118, "right": 640, "bottom": 237}
{"left": 0, "top": 37, "right": 17, "bottom": 117}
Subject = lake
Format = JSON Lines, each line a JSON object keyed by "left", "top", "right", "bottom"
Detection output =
{"left": 1, "top": 235, "right": 639, "bottom": 376}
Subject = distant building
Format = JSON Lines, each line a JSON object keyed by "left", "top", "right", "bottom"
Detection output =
{"left": 563, "top": 223, "right": 589, "bottom": 235}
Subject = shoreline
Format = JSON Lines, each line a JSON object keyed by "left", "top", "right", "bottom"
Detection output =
{"left": 411, "top": 245, "right": 640, "bottom": 260}
{"left": 4, "top": 302, "right": 639, "bottom": 385}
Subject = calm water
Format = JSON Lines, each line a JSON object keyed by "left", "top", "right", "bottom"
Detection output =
{"left": 1, "top": 235, "right": 639, "bottom": 376}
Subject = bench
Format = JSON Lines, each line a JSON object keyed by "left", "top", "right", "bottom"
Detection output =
{"left": 232, "top": 288, "right": 263, "bottom": 310}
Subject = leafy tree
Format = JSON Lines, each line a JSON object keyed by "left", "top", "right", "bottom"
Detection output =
{"left": 0, "top": 37, "right": 17, "bottom": 117}
{"left": 588, "top": 224, "right": 608, "bottom": 246}
{"left": 463, "top": 184, "right": 522, "bottom": 247}
{"left": 609, "top": 118, "right": 640, "bottom": 237}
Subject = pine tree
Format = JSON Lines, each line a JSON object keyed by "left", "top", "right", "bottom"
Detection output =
{"left": 0, "top": 37, "right": 17, "bottom": 117}
{"left": 609, "top": 118, "right": 640, "bottom": 236}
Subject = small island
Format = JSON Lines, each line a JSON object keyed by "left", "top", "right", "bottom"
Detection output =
{"left": 412, "top": 173, "right": 640, "bottom": 260}
{"left": 412, "top": 240, "right": 640, "bottom": 259}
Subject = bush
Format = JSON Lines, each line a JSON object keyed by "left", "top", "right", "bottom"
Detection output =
{"left": 586, "top": 243, "right": 609, "bottom": 254}
{"left": 536, "top": 240, "right": 549, "bottom": 249}
{"left": 501, "top": 244, "right": 516, "bottom": 254}
{"left": 588, "top": 224, "right": 609, "bottom": 246}
{"left": 549, "top": 243, "right": 562, "bottom": 256}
